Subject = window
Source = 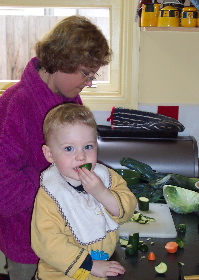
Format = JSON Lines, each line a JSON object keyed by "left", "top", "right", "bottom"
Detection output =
{"left": 0, "top": 0, "right": 139, "bottom": 110}
{"left": 0, "top": 7, "right": 110, "bottom": 82}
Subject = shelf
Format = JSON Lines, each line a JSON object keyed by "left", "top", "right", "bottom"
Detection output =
{"left": 141, "top": 27, "right": 199, "bottom": 32}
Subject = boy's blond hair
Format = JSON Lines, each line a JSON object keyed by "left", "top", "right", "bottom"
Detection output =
{"left": 43, "top": 103, "right": 97, "bottom": 144}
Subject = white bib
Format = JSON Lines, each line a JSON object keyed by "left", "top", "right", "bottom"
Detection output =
{"left": 40, "top": 163, "right": 119, "bottom": 245}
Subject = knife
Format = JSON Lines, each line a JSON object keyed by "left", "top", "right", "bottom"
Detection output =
{"left": 179, "top": 267, "right": 184, "bottom": 280}
{"left": 184, "top": 276, "right": 199, "bottom": 280}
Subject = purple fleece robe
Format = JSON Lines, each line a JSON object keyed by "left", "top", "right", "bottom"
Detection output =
{"left": 0, "top": 57, "right": 82, "bottom": 264}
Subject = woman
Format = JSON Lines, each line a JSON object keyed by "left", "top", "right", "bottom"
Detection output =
{"left": 0, "top": 15, "right": 112, "bottom": 280}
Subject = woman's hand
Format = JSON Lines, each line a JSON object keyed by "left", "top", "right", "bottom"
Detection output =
{"left": 91, "top": 260, "right": 125, "bottom": 278}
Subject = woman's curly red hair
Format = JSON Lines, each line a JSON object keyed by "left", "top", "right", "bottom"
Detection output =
{"left": 35, "top": 15, "right": 112, "bottom": 74}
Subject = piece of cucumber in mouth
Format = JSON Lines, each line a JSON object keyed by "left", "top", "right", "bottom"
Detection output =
{"left": 79, "top": 163, "right": 92, "bottom": 170}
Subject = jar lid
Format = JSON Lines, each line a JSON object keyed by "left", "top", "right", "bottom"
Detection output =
{"left": 182, "top": 6, "right": 197, "bottom": 11}
{"left": 161, "top": 5, "right": 179, "bottom": 10}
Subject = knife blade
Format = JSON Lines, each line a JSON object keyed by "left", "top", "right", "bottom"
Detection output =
{"left": 179, "top": 268, "right": 184, "bottom": 280}
{"left": 184, "top": 276, "right": 199, "bottom": 280}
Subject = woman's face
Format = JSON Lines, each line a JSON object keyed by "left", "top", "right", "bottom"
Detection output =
{"left": 47, "top": 66, "right": 100, "bottom": 98}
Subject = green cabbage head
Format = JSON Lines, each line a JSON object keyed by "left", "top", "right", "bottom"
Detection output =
{"left": 163, "top": 185, "right": 199, "bottom": 214}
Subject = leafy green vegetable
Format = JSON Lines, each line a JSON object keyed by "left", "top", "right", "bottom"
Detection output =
{"left": 163, "top": 185, "right": 199, "bottom": 214}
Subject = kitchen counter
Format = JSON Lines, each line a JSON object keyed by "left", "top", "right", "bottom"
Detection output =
{"left": 109, "top": 211, "right": 199, "bottom": 280}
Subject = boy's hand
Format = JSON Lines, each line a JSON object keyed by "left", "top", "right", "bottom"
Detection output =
{"left": 91, "top": 260, "right": 125, "bottom": 278}
{"left": 78, "top": 167, "right": 120, "bottom": 216}
{"left": 78, "top": 167, "right": 106, "bottom": 198}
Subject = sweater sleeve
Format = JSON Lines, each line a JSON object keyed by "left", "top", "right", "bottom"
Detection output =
{"left": 107, "top": 168, "right": 137, "bottom": 224}
{"left": 31, "top": 187, "right": 90, "bottom": 278}
{"left": 0, "top": 95, "right": 43, "bottom": 217}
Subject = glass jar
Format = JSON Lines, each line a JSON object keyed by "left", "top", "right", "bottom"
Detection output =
{"left": 181, "top": 6, "right": 197, "bottom": 27}
{"left": 138, "top": 0, "right": 154, "bottom": 17}
{"left": 141, "top": 3, "right": 161, "bottom": 27}
{"left": 158, "top": 5, "right": 180, "bottom": 27}
{"left": 197, "top": 11, "right": 199, "bottom": 27}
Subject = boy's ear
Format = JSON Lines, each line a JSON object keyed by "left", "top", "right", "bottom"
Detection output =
{"left": 42, "top": 145, "right": 54, "bottom": 163}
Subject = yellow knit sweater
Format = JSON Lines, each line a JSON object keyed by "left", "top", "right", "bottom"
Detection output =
{"left": 31, "top": 167, "right": 137, "bottom": 280}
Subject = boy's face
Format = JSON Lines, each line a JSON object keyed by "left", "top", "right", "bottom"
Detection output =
{"left": 42, "top": 123, "right": 98, "bottom": 184}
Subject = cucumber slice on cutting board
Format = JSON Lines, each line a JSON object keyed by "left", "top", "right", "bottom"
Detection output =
{"left": 138, "top": 197, "right": 149, "bottom": 211}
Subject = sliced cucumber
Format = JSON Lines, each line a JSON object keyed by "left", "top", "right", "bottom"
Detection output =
{"left": 138, "top": 197, "right": 149, "bottom": 211}
{"left": 131, "top": 212, "right": 156, "bottom": 224}
{"left": 148, "top": 217, "right": 156, "bottom": 222}
{"left": 139, "top": 219, "right": 149, "bottom": 224}
{"left": 132, "top": 212, "right": 141, "bottom": 221}
{"left": 79, "top": 163, "right": 92, "bottom": 170}
{"left": 155, "top": 262, "right": 167, "bottom": 274}
{"left": 119, "top": 238, "right": 128, "bottom": 247}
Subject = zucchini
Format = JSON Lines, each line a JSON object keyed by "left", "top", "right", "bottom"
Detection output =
{"left": 79, "top": 163, "right": 92, "bottom": 170}
{"left": 131, "top": 212, "right": 156, "bottom": 224}
{"left": 170, "top": 174, "right": 199, "bottom": 193}
{"left": 125, "top": 244, "right": 136, "bottom": 257}
{"left": 120, "top": 157, "right": 156, "bottom": 181}
{"left": 138, "top": 197, "right": 149, "bottom": 211}
{"left": 128, "top": 182, "right": 164, "bottom": 203}
{"left": 126, "top": 232, "right": 139, "bottom": 256}
{"left": 138, "top": 242, "right": 149, "bottom": 252}
{"left": 177, "top": 224, "right": 186, "bottom": 234}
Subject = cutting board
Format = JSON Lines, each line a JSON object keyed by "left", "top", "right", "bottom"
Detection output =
{"left": 119, "top": 203, "right": 177, "bottom": 238}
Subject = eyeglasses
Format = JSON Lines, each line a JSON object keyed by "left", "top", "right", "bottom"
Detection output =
{"left": 79, "top": 70, "right": 99, "bottom": 82}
